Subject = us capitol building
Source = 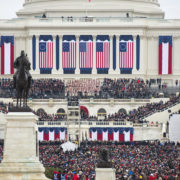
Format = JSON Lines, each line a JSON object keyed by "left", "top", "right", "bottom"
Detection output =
{"left": 0, "top": 0, "right": 179, "bottom": 82}
{"left": 0, "top": 0, "right": 180, "bottom": 142}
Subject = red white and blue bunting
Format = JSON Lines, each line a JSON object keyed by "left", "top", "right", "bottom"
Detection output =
{"left": 38, "top": 127, "right": 67, "bottom": 141}
{"left": 89, "top": 127, "right": 133, "bottom": 142}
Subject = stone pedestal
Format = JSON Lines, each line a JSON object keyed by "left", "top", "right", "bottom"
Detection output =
{"left": 95, "top": 168, "right": 116, "bottom": 180}
{"left": 0, "top": 112, "right": 49, "bottom": 180}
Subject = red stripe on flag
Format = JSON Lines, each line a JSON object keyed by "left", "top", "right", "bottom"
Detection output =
{"left": 55, "top": 132, "right": 60, "bottom": 140}
{"left": 10, "top": 44, "right": 14, "bottom": 74}
{"left": 1, "top": 44, "right": 4, "bottom": 75}
{"left": 159, "top": 43, "right": 162, "bottom": 75}
{"left": 168, "top": 44, "right": 172, "bottom": 74}
{"left": 130, "top": 134, "right": 133, "bottom": 142}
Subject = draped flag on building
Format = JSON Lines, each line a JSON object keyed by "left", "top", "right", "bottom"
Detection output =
{"left": 38, "top": 127, "right": 67, "bottom": 141}
{"left": 113, "top": 35, "right": 116, "bottom": 70}
{"left": 159, "top": 36, "right": 172, "bottom": 75}
{"left": 96, "top": 35, "right": 110, "bottom": 74}
{"left": 79, "top": 35, "right": 93, "bottom": 74}
{"left": 136, "top": 35, "right": 140, "bottom": 71}
{"left": 0, "top": 36, "right": 14, "bottom": 75}
{"left": 32, "top": 35, "right": 36, "bottom": 71}
{"left": 89, "top": 127, "right": 133, "bottom": 142}
{"left": 39, "top": 35, "right": 53, "bottom": 74}
{"left": 119, "top": 35, "right": 133, "bottom": 74}
{"left": 56, "top": 35, "right": 60, "bottom": 70}
{"left": 62, "top": 35, "right": 76, "bottom": 74}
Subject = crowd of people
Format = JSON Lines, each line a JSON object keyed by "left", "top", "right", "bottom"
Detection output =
{"left": 100, "top": 78, "right": 151, "bottom": 99}
{"left": 36, "top": 95, "right": 180, "bottom": 123}
{"left": 65, "top": 79, "right": 101, "bottom": 98}
{"left": 0, "top": 78, "right": 166, "bottom": 99}
{"left": 0, "top": 78, "right": 65, "bottom": 99}
{"left": 40, "top": 141, "right": 180, "bottom": 179}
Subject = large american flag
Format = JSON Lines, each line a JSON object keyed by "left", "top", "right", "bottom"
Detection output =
{"left": 79, "top": 40, "right": 93, "bottom": 68}
{"left": 119, "top": 40, "right": 133, "bottom": 68}
{"left": 1, "top": 36, "right": 14, "bottom": 75}
{"left": 96, "top": 40, "right": 110, "bottom": 68}
{"left": 62, "top": 40, "right": 76, "bottom": 68}
{"left": 39, "top": 40, "right": 53, "bottom": 69}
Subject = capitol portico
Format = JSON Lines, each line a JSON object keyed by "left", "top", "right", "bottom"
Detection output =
{"left": 0, "top": 0, "right": 179, "bottom": 86}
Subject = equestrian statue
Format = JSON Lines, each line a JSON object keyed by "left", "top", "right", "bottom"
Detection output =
{"left": 13, "top": 50, "right": 32, "bottom": 107}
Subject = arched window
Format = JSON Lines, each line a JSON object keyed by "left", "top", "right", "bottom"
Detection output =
{"left": 57, "top": 108, "right": 66, "bottom": 114}
{"left": 80, "top": 106, "right": 89, "bottom": 119}
{"left": 56, "top": 108, "right": 66, "bottom": 120}
{"left": 97, "top": 108, "right": 107, "bottom": 117}
{"left": 118, "top": 108, "right": 127, "bottom": 114}
{"left": 36, "top": 108, "right": 45, "bottom": 116}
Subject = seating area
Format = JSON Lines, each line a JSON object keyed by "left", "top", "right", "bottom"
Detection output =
{"left": 36, "top": 95, "right": 180, "bottom": 123}
{"left": 101, "top": 78, "right": 150, "bottom": 99}
{"left": 1, "top": 140, "right": 179, "bottom": 179}
{"left": 0, "top": 78, "right": 176, "bottom": 99}
{"left": 65, "top": 79, "right": 101, "bottom": 98}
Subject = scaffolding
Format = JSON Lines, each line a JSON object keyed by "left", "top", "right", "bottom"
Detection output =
{"left": 66, "top": 97, "right": 80, "bottom": 145}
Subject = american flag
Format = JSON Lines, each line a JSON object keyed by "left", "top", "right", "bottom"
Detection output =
{"left": 1, "top": 36, "right": 14, "bottom": 75}
{"left": 119, "top": 40, "right": 133, "bottom": 68}
{"left": 79, "top": 40, "right": 93, "bottom": 68}
{"left": 39, "top": 40, "right": 53, "bottom": 68}
{"left": 96, "top": 40, "right": 110, "bottom": 68}
{"left": 62, "top": 41, "right": 76, "bottom": 68}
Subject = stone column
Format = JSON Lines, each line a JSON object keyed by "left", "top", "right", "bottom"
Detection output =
{"left": 36, "top": 35, "right": 40, "bottom": 74}
{"left": 0, "top": 112, "right": 49, "bottom": 180}
{"left": 140, "top": 35, "right": 147, "bottom": 75}
{"left": 115, "top": 35, "right": 119, "bottom": 74}
{"left": 92, "top": 35, "right": 96, "bottom": 74}
{"left": 109, "top": 35, "right": 114, "bottom": 74}
{"left": 52, "top": 35, "right": 57, "bottom": 74}
{"left": 76, "top": 35, "right": 80, "bottom": 74}
{"left": 133, "top": 35, "right": 137, "bottom": 74}
{"left": 26, "top": 36, "right": 33, "bottom": 74}
{"left": 59, "top": 35, "right": 63, "bottom": 74}
{"left": 173, "top": 36, "right": 180, "bottom": 75}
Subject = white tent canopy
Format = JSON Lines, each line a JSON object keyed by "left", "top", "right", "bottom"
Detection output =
{"left": 61, "top": 141, "right": 78, "bottom": 152}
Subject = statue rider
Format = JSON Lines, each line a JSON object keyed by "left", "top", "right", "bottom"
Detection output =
{"left": 13, "top": 50, "right": 32, "bottom": 88}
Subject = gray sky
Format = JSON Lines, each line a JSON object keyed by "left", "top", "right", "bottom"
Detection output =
{"left": 0, "top": 0, "right": 179, "bottom": 19}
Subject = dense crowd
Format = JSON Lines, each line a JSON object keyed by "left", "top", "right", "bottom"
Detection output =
{"left": 0, "top": 140, "right": 179, "bottom": 179}
{"left": 102, "top": 95, "right": 180, "bottom": 123}
{"left": 0, "top": 78, "right": 158, "bottom": 99}
{"left": 37, "top": 95, "right": 180, "bottom": 123}
{"left": 0, "top": 78, "right": 65, "bottom": 99}
{"left": 100, "top": 78, "right": 150, "bottom": 99}
{"left": 39, "top": 141, "right": 180, "bottom": 179}
{"left": 65, "top": 79, "right": 101, "bottom": 98}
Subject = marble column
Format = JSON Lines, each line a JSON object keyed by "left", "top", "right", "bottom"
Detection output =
{"left": 115, "top": 35, "right": 119, "bottom": 74}
{"left": 59, "top": 35, "right": 63, "bottom": 74}
{"left": 109, "top": 35, "right": 114, "bottom": 74}
{"left": 76, "top": 35, "right": 80, "bottom": 74}
{"left": 52, "top": 35, "right": 57, "bottom": 74}
{"left": 133, "top": 35, "right": 137, "bottom": 74}
{"left": 92, "top": 35, "right": 96, "bottom": 74}
{"left": 35, "top": 35, "right": 40, "bottom": 74}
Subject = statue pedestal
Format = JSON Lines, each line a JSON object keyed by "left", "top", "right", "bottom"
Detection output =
{"left": 95, "top": 168, "right": 116, "bottom": 180}
{"left": 0, "top": 112, "right": 49, "bottom": 180}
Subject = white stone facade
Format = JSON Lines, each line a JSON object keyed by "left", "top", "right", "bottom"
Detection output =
{"left": 0, "top": 0, "right": 179, "bottom": 86}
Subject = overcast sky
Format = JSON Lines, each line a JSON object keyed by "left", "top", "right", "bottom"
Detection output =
{"left": 0, "top": 0, "right": 179, "bottom": 19}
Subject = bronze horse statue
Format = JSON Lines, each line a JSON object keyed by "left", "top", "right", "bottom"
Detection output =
{"left": 13, "top": 51, "right": 32, "bottom": 107}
